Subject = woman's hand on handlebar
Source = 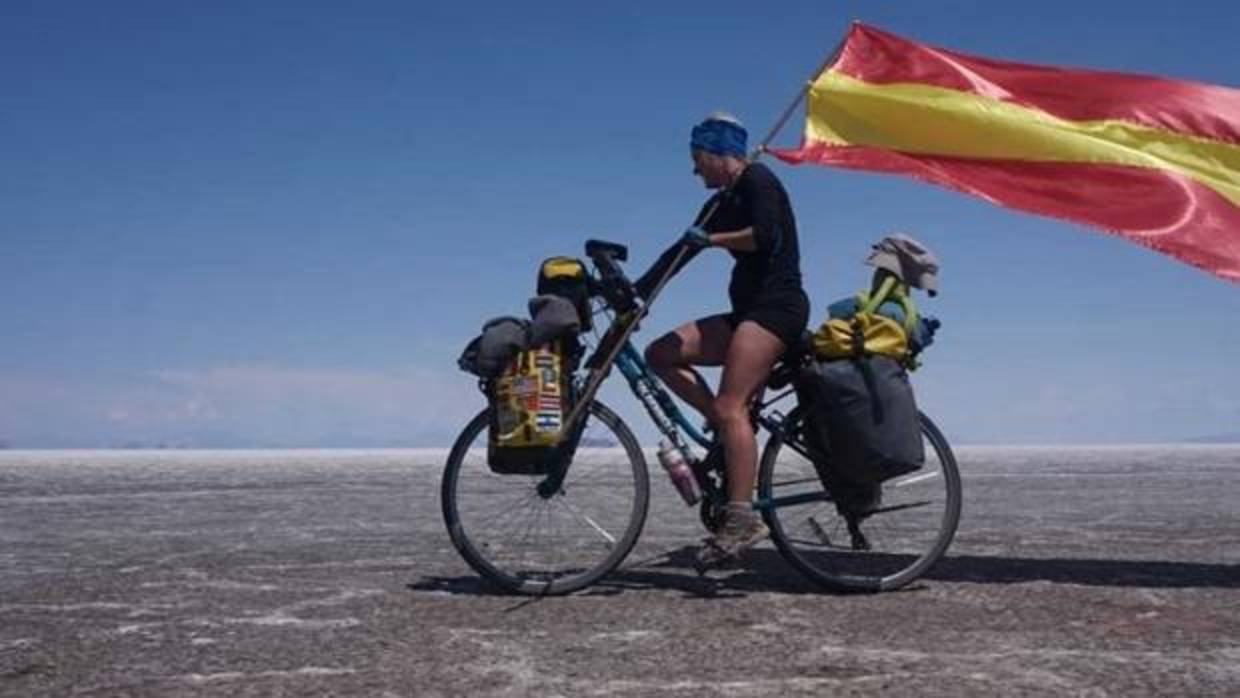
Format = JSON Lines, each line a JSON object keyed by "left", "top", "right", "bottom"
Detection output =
{"left": 680, "top": 226, "right": 711, "bottom": 251}
{"left": 585, "top": 252, "right": 638, "bottom": 313}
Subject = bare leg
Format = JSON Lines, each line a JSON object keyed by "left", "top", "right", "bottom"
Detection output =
{"left": 715, "top": 321, "right": 786, "bottom": 503}
{"left": 643, "top": 315, "right": 733, "bottom": 424}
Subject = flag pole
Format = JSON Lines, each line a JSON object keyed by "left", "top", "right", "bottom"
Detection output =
{"left": 595, "top": 30, "right": 851, "bottom": 369}
{"left": 642, "top": 28, "right": 852, "bottom": 335}
{"left": 751, "top": 30, "right": 850, "bottom": 159}
{"left": 558, "top": 30, "right": 851, "bottom": 440}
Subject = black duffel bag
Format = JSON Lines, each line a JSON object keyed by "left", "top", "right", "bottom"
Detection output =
{"left": 795, "top": 355, "right": 924, "bottom": 487}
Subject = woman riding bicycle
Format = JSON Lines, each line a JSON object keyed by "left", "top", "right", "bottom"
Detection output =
{"left": 635, "top": 112, "right": 810, "bottom": 564}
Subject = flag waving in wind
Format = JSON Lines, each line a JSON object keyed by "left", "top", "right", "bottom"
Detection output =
{"left": 771, "top": 23, "right": 1240, "bottom": 283}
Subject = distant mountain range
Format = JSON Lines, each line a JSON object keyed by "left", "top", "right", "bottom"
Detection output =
{"left": 1181, "top": 433, "right": 1240, "bottom": 444}
{"left": 2, "top": 429, "right": 1237, "bottom": 449}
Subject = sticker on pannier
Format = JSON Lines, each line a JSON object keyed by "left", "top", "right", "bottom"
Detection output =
{"left": 487, "top": 342, "right": 570, "bottom": 474}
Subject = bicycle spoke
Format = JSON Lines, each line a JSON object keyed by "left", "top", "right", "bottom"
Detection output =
{"left": 554, "top": 495, "right": 618, "bottom": 547}
{"left": 442, "top": 403, "right": 649, "bottom": 595}
{"left": 757, "top": 409, "right": 961, "bottom": 592}
{"left": 867, "top": 500, "right": 932, "bottom": 516}
{"left": 805, "top": 516, "right": 834, "bottom": 547}
{"left": 891, "top": 471, "right": 939, "bottom": 487}
{"left": 771, "top": 475, "right": 822, "bottom": 488}
{"left": 477, "top": 491, "right": 541, "bottom": 538}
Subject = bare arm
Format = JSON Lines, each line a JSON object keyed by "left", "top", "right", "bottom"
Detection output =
{"left": 632, "top": 225, "right": 754, "bottom": 299}
{"left": 707, "top": 227, "right": 758, "bottom": 252}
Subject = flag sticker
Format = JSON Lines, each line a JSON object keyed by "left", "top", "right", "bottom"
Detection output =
{"left": 512, "top": 376, "right": 539, "bottom": 398}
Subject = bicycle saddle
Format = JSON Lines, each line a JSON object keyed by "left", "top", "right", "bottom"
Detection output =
{"left": 768, "top": 331, "right": 813, "bottom": 389}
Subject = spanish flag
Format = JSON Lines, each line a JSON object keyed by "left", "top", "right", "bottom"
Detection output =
{"left": 771, "top": 23, "right": 1240, "bottom": 283}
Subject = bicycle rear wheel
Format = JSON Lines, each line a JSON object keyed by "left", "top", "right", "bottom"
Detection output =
{"left": 757, "top": 408, "right": 961, "bottom": 592}
{"left": 440, "top": 400, "right": 649, "bottom": 595}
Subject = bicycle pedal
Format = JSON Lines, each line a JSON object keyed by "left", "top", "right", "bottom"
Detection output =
{"left": 693, "top": 555, "right": 725, "bottom": 576}
{"left": 693, "top": 542, "right": 734, "bottom": 574}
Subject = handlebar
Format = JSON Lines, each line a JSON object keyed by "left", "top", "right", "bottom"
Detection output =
{"left": 585, "top": 239, "right": 627, "bottom": 264}
{"left": 585, "top": 239, "right": 638, "bottom": 313}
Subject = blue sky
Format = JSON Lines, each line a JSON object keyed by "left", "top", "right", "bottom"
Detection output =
{"left": 2, "top": 1, "right": 1238, "bottom": 447}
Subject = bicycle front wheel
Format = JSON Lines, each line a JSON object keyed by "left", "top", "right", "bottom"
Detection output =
{"left": 757, "top": 408, "right": 961, "bottom": 592}
{"left": 440, "top": 400, "right": 649, "bottom": 595}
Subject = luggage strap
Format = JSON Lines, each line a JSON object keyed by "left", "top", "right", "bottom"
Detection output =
{"left": 846, "top": 315, "right": 883, "bottom": 424}
{"left": 851, "top": 273, "right": 919, "bottom": 424}
{"left": 858, "top": 274, "right": 918, "bottom": 339}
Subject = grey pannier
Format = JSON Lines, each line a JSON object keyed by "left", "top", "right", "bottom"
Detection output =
{"left": 795, "top": 354, "right": 924, "bottom": 487}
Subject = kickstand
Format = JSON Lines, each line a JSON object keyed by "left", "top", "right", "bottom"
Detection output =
{"left": 845, "top": 514, "right": 871, "bottom": 551}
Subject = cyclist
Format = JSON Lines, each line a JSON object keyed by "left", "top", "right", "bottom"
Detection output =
{"left": 634, "top": 112, "right": 810, "bottom": 564}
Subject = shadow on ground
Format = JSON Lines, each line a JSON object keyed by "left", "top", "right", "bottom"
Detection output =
{"left": 928, "top": 554, "right": 1238, "bottom": 588}
{"left": 410, "top": 547, "right": 1239, "bottom": 598}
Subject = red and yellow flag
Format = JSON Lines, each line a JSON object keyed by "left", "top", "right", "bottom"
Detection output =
{"left": 771, "top": 23, "right": 1240, "bottom": 283}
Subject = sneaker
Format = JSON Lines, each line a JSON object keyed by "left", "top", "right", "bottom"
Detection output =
{"left": 695, "top": 508, "right": 768, "bottom": 569}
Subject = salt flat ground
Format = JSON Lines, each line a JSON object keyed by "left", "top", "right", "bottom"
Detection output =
{"left": 1, "top": 446, "right": 1237, "bottom": 697}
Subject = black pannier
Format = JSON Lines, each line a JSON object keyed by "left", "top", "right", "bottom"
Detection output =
{"left": 795, "top": 355, "right": 924, "bottom": 489}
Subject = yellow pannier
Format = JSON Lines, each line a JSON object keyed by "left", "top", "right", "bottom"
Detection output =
{"left": 812, "top": 274, "right": 919, "bottom": 366}
{"left": 487, "top": 341, "right": 570, "bottom": 474}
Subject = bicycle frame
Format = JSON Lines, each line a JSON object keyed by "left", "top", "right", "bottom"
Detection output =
{"left": 445, "top": 241, "right": 960, "bottom": 594}
{"left": 605, "top": 318, "right": 830, "bottom": 520}
{"left": 556, "top": 243, "right": 804, "bottom": 484}
{"left": 579, "top": 297, "right": 803, "bottom": 471}
{"left": 613, "top": 339, "right": 709, "bottom": 454}
{"left": 561, "top": 254, "right": 686, "bottom": 436}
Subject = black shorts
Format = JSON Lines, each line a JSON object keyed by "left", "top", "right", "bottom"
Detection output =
{"left": 724, "top": 290, "right": 810, "bottom": 349}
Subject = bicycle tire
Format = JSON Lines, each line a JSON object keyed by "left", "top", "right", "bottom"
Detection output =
{"left": 757, "top": 407, "right": 961, "bottom": 592}
{"left": 440, "top": 400, "right": 649, "bottom": 595}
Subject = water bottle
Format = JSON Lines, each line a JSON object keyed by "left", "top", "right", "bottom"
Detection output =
{"left": 657, "top": 441, "right": 700, "bottom": 505}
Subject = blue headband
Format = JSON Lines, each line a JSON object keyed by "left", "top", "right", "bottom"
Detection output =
{"left": 690, "top": 119, "right": 747, "bottom": 157}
